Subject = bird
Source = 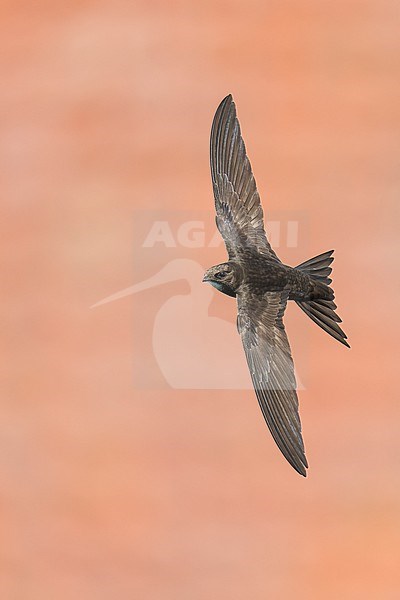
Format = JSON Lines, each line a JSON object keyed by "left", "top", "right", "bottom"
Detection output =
{"left": 203, "top": 94, "right": 349, "bottom": 476}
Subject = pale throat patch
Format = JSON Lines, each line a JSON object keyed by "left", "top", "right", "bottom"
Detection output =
{"left": 206, "top": 280, "right": 225, "bottom": 293}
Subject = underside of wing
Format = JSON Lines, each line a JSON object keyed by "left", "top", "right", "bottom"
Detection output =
{"left": 237, "top": 290, "right": 308, "bottom": 476}
{"left": 210, "top": 94, "right": 281, "bottom": 262}
{"left": 213, "top": 173, "right": 264, "bottom": 260}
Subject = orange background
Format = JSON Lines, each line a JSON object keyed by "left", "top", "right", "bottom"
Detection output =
{"left": 1, "top": 2, "right": 400, "bottom": 598}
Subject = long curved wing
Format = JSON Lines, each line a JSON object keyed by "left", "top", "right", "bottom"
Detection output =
{"left": 237, "top": 289, "right": 308, "bottom": 476}
{"left": 210, "top": 94, "right": 281, "bottom": 262}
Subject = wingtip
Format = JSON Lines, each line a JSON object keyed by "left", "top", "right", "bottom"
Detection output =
{"left": 294, "top": 448, "right": 308, "bottom": 477}
{"left": 288, "top": 453, "right": 308, "bottom": 477}
{"left": 212, "top": 95, "right": 234, "bottom": 133}
{"left": 220, "top": 93, "right": 233, "bottom": 106}
{"left": 294, "top": 463, "right": 308, "bottom": 477}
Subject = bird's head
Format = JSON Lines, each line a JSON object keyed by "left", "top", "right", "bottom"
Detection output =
{"left": 202, "top": 262, "right": 242, "bottom": 297}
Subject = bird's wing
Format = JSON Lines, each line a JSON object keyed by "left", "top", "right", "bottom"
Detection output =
{"left": 237, "top": 289, "right": 308, "bottom": 476}
{"left": 210, "top": 94, "right": 281, "bottom": 262}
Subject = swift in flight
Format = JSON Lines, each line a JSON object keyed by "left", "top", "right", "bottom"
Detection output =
{"left": 203, "top": 95, "right": 349, "bottom": 476}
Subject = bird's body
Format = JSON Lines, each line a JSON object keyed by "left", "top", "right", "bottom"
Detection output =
{"left": 209, "top": 256, "right": 319, "bottom": 300}
{"left": 204, "top": 94, "right": 349, "bottom": 476}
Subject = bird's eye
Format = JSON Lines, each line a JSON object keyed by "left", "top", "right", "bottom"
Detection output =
{"left": 215, "top": 271, "right": 225, "bottom": 280}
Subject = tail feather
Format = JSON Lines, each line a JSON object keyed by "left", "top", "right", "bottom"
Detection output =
{"left": 318, "top": 299, "right": 337, "bottom": 310}
{"left": 309, "top": 300, "right": 342, "bottom": 323}
{"left": 295, "top": 250, "right": 350, "bottom": 348}
{"left": 296, "top": 250, "right": 334, "bottom": 273}
{"left": 309, "top": 269, "right": 332, "bottom": 279}
{"left": 297, "top": 302, "right": 350, "bottom": 348}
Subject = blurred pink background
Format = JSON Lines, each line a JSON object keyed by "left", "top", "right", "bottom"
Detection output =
{"left": 1, "top": 1, "right": 400, "bottom": 598}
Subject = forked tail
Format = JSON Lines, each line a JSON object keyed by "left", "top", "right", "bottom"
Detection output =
{"left": 295, "top": 250, "right": 350, "bottom": 348}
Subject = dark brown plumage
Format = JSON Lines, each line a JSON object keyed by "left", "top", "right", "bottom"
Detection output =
{"left": 203, "top": 95, "right": 349, "bottom": 476}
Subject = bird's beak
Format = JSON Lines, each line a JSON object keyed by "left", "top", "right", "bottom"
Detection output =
{"left": 202, "top": 274, "right": 211, "bottom": 283}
